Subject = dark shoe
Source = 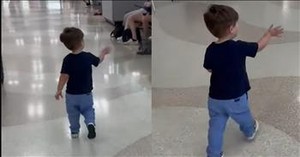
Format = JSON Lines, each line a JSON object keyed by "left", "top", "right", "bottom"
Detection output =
{"left": 87, "top": 124, "right": 96, "bottom": 139}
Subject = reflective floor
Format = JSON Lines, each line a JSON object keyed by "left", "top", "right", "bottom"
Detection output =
{"left": 2, "top": 1, "right": 151, "bottom": 156}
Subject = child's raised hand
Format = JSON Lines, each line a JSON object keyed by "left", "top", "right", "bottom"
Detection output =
{"left": 101, "top": 46, "right": 111, "bottom": 55}
{"left": 268, "top": 25, "right": 284, "bottom": 37}
{"left": 99, "top": 46, "right": 111, "bottom": 61}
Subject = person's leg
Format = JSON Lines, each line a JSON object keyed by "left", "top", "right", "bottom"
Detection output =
{"left": 123, "top": 11, "right": 132, "bottom": 29}
{"left": 124, "top": 9, "right": 142, "bottom": 29}
{"left": 79, "top": 93, "right": 95, "bottom": 125}
{"left": 226, "top": 93, "right": 257, "bottom": 139}
{"left": 79, "top": 93, "right": 96, "bottom": 139}
{"left": 142, "top": 14, "right": 151, "bottom": 39}
{"left": 65, "top": 93, "right": 81, "bottom": 137}
{"left": 127, "top": 15, "right": 138, "bottom": 40}
{"left": 127, "top": 9, "right": 145, "bottom": 41}
{"left": 206, "top": 98, "right": 228, "bottom": 157}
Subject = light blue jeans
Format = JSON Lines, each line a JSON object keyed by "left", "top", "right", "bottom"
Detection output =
{"left": 65, "top": 92, "right": 95, "bottom": 133}
{"left": 206, "top": 93, "right": 255, "bottom": 157}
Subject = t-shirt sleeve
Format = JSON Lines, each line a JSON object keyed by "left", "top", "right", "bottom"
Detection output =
{"left": 88, "top": 52, "right": 101, "bottom": 67}
{"left": 60, "top": 57, "right": 70, "bottom": 74}
{"left": 236, "top": 40, "right": 258, "bottom": 58}
{"left": 203, "top": 49, "right": 212, "bottom": 70}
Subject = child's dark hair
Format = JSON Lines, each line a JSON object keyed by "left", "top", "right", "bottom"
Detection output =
{"left": 60, "top": 27, "right": 84, "bottom": 51}
{"left": 203, "top": 4, "right": 239, "bottom": 38}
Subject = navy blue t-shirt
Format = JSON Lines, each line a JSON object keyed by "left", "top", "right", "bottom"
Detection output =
{"left": 203, "top": 40, "right": 258, "bottom": 99}
{"left": 61, "top": 51, "right": 100, "bottom": 94}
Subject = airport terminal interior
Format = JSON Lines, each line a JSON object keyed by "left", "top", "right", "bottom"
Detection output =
{"left": 2, "top": 0, "right": 300, "bottom": 157}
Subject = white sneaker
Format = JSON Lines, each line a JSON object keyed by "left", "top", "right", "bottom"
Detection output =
{"left": 123, "top": 39, "right": 138, "bottom": 45}
{"left": 71, "top": 132, "right": 79, "bottom": 139}
{"left": 247, "top": 120, "right": 259, "bottom": 141}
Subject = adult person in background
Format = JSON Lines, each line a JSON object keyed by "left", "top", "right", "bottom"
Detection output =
{"left": 120, "top": 1, "right": 152, "bottom": 44}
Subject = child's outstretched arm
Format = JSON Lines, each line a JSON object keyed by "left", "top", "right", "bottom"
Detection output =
{"left": 257, "top": 25, "right": 284, "bottom": 52}
{"left": 99, "top": 47, "right": 111, "bottom": 62}
{"left": 55, "top": 73, "right": 69, "bottom": 100}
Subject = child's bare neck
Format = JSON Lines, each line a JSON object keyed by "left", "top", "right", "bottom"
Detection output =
{"left": 216, "top": 35, "right": 234, "bottom": 44}
{"left": 72, "top": 47, "right": 83, "bottom": 54}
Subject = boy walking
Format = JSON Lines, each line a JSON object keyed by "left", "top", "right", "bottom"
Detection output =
{"left": 203, "top": 4, "right": 283, "bottom": 157}
{"left": 55, "top": 27, "right": 110, "bottom": 139}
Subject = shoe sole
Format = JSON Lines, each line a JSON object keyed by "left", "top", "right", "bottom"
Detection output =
{"left": 71, "top": 133, "right": 79, "bottom": 139}
{"left": 87, "top": 125, "right": 96, "bottom": 139}
{"left": 247, "top": 120, "right": 259, "bottom": 141}
{"left": 71, "top": 135, "right": 79, "bottom": 139}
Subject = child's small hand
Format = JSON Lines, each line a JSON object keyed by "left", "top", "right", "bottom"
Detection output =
{"left": 99, "top": 46, "right": 111, "bottom": 61}
{"left": 55, "top": 90, "right": 63, "bottom": 100}
{"left": 268, "top": 25, "right": 284, "bottom": 37}
{"left": 101, "top": 46, "right": 111, "bottom": 55}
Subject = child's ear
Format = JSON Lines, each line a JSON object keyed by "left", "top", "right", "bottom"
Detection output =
{"left": 229, "top": 25, "right": 235, "bottom": 33}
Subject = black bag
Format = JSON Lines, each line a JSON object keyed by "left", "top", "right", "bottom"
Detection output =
{"left": 122, "top": 28, "right": 142, "bottom": 42}
{"left": 110, "top": 23, "right": 124, "bottom": 39}
{"left": 122, "top": 28, "right": 132, "bottom": 42}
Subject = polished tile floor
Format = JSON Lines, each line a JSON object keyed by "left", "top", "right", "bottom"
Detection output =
{"left": 1, "top": 1, "right": 151, "bottom": 156}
